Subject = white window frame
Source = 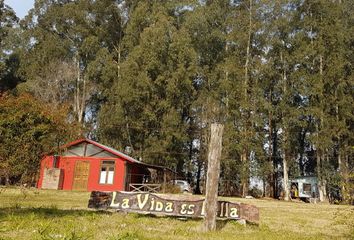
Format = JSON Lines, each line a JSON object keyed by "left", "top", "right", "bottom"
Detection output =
{"left": 99, "top": 160, "right": 115, "bottom": 185}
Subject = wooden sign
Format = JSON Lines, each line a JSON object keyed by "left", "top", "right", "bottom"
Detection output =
{"left": 88, "top": 191, "right": 259, "bottom": 224}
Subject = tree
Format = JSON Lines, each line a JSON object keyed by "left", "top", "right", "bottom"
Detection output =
{"left": 99, "top": 1, "right": 199, "bottom": 178}
{"left": 286, "top": 0, "right": 354, "bottom": 202}
{"left": 224, "top": 0, "right": 265, "bottom": 197}
{"left": 0, "top": 0, "right": 19, "bottom": 92}
{"left": 0, "top": 93, "right": 81, "bottom": 185}
{"left": 1, "top": 0, "right": 351, "bottom": 201}
{"left": 19, "top": 0, "right": 123, "bottom": 126}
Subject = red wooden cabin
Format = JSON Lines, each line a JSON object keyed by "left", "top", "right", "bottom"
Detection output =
{"left": 37, "top": 139, "right": 173, "bottom": 191}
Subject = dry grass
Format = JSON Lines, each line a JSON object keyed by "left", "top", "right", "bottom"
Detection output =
{"left": 0, "top": 187, "right": 353, "bottom": 240}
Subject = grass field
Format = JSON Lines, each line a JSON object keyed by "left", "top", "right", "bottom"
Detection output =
{"left": 0, "top": 188, "right": 353, "bottom": 240}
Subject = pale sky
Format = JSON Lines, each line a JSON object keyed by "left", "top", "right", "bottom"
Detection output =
{"left": 4, "top": 0, "right": 35, "bottom": 19}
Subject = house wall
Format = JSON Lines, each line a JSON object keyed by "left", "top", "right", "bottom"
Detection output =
{"left": 290, "top": 177, "right": 318, "bottom": 198}
{"left": 38, "top": 156, "right": 126, "bottom": 191}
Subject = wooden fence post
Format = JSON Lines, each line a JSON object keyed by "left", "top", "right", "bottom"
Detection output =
{"left": 204, "top": 123, "right": 224, "bottom": 231}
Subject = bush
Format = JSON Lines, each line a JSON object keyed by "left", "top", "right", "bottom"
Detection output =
{"left": 249, "top": 187, "right": 263, "bottom": 198}
{"left": 161, "top": 183, "right": 182, "bottom": 194}
{"left": 0, "top": 93, "right": 81, "bottom": 185}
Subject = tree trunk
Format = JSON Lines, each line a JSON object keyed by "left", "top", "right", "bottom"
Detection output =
{"left": 79, "top": 76, "right": 86, "bottom": 123}
{"left": 335, "top": 85, "right": 347, "bottom": 202}
{"left": 316, "top": 53, "right": 328, "bottom": 202}
{"left": 241, "top": 149, "right": 249, "bottom": 197}
{"left": 116, "top": 44, "right": 121, "bottom": 80}
{"left": 240, "top": 0, "right": 252, "bottom": 199}
{"left": 280, "top": 50, "right": 289, "bottom": 201}
{"left": 298, "top": 130, "right": 307, "bottom": 176}
{"left": 262, "top": 176, "right": 266, "bottom": 197}
{"left": 316, "top": 152, "right": 323, "bottom": 201}
{"left": 5, "top": 175, "right": 10, "bottom": 186}
{"left": 195, "top": 160, "right": 202, "bottom": 194}
{"left": 204, "top": 123, "right": 224, "bottom": 232}
{"left": 343, "top": 151, "right": 350, "bottom": 203}
{"left": 337, "top": 148, "right": 348, "bottom": 202}
{"left": 272, "top": 129, "right": 279, "bottom": 198}
{"left": 283, "top": 150, "right": 289, "bottom": 201}
{"left": 74, "top": 55, "right": 86, "bottom": 124}
{"left": 125, "top": 112, "right": 134, "bottom": 152}
{"left": 268, "top": 100, "right": 274, "bottom": 198}
{"left": 244, "top": 0, "right": 252, "bottom": 98}
{"left": 316, "top": 153, "right": 328, "bottom": 202}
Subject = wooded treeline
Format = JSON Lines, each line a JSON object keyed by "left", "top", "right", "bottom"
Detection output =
{"left": 0, "top": 0, "right": 353, "bottom": 203}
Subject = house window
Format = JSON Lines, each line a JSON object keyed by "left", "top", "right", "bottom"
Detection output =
{"left": 99, "top": 160, "right": 115, "bottom": 184}
{"left": 303, "top": 183, "right": 311, "bottom": 194}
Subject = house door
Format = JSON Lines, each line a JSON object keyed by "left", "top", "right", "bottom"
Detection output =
{"left": 72, "top": 161, "right": 90, "bottom": 191}
{"left": 125, "top": 164, "right": 132, "bottom": 191}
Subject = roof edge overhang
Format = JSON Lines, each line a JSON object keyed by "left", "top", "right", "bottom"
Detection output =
{"left": 44, "top": 139, "right": 176, "bottom": 173}
{"left": 128, "top": 161, "right": 176, "bottom": 174}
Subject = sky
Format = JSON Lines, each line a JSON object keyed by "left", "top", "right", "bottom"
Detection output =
{"left": 4, "top": 0, "right": 35, "bottom": 19}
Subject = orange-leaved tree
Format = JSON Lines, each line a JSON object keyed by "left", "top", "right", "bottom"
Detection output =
{"left": 0, "top": 93, "right": 81, "bottom": 185}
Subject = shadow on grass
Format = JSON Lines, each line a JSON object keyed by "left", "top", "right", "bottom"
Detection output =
{"left": 216, "top": 220, "right": 228, "bottom": 230}
{"left": 0, "top": 206, "right": 111, "bottom": 219}
{"left": 125, "top": 212, "right": 240, "bottom": 231}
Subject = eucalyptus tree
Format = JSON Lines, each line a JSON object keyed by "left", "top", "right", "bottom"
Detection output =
{"left": 264, "top": 0, "right": 299, "bottom": 201}
{"left": 99, "top": 1, "right": 199, "bottom": 177}
{"left": 181, "top": 0, "right": 239, "bottom": 194}
{"left": 219, "top": 0, "right": 266, "bottom": 197}
{"left": 19, "top": 0, "right": 123, "bottom": 127}
{"left": 0, "top": 0, "right": 19, "bottom": 92}
{"left": 301, "top": 0, "right": 353, "bottom": 202}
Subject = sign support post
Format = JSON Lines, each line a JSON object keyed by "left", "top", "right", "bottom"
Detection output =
{"left": 204, "top": 123, "right": 224, "bottom": 231}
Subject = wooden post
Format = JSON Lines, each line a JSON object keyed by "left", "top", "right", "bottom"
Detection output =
{"left": 204, "top": 123, "right": 224, "bottom": 231}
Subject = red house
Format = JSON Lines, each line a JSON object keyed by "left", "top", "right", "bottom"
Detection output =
{"left": 37, "top": 139, "right": 173, "bottom": 191}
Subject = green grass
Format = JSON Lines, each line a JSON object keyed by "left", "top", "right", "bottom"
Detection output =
{"left": 0, "top": 188, "right": 353, "bottom": 240}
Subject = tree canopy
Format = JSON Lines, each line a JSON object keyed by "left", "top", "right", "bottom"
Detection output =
{"left": 0, "top": 0, "right": 353, "bottom": 203}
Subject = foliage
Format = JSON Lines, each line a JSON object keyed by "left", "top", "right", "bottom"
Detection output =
{"left": 98, "top": 1, "right": 199, "bottom": 174}
{"left": 0, "top": 0, "right": 20, "bottom": 92}
{"left": 0, "top": 94, "right": 80, "bottom": 184}
{"left": 0, "top": 0, "right": 353, "bottom": 200}
{"left": 18, "top": 0, "right": 123, "bottom": 125}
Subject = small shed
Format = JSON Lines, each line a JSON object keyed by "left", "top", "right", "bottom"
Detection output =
{"left": 37, "top": 139, "right": 175, "bottom": 192}
{"left": 289, "top": 176, "right": 318, "bottom": 199}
